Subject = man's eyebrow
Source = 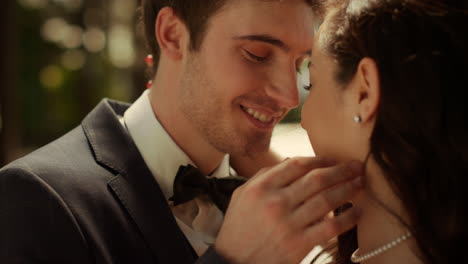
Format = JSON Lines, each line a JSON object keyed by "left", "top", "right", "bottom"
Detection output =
{"left": 234, "top": 34, "right": 290, "bottom": 51}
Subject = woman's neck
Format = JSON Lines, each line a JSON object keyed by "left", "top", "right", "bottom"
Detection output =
{"left": 353, "top": 159, "right": 422, "bottom": 264}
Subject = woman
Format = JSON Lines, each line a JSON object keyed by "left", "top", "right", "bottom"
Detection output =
{"left": 301, "top": 0, "right": 468, "bottom": 263}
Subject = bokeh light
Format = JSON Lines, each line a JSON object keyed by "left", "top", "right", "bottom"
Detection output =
{"left": 51, "top": 0, "right": 83, "bottom": 11}
{"left": 4, "top": 0, "right": 147, "bottom": 164}
{"left": 111, "top": 0, "right": 136, "bottom": 21}
{"left": 41, "top": 17, "right": 68, "bottom": 43}
{"left": 82, "top": 27, "right": 106, "bottom": 53}
{"left": 61, "top": 49, "right": 86, "bottom": 70}
{"left": 109, "top": 25, "right": 135, "bottom": 68}
{"left": 17, "top": 0, "right": 48, "bottom": 9}
{"left": 39, "top": 65, "right": 64, "bottom": 91}
{"left": 61, "top": 25, "right": 83, "bottom": 49}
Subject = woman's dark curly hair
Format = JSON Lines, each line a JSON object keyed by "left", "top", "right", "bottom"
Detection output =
{"left": 313, "top": 0, "right": 468, "bottom": 263}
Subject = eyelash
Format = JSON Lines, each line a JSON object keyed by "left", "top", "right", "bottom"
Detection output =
{"left": 303, "top": 61, "right": 312, "bottom": 91}
{"left": 243, "top": 49, "right": 312, "bottom": 90}
{"left": 243, "top": 49, "right": 268, "bottom": 63}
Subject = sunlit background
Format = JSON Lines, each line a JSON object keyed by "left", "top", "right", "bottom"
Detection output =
{"left": 0, "top": 0, "right": 313, "bottom": 166}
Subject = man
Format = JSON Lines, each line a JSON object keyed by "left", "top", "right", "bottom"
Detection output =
{"left": 0, "top": 0, "right": 362, "bottom": 263}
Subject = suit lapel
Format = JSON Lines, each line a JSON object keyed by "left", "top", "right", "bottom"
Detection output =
{"left": 81, "top": 99, "right": 197, "bottom": 264}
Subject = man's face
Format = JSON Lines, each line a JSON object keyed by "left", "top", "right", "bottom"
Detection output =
{"left": 178, "top": 0, "right": 315, "bottom": 156}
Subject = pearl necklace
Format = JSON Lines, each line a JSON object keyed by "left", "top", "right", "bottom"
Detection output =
{"left": 350, "top": 232, "right": 412, "bottom": 263}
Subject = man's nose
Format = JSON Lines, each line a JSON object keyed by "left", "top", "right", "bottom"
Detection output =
{"left": 265, "top": 67, "right": 300, "bottom": 110}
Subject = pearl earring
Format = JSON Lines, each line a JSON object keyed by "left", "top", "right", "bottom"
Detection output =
{"left": 354, "top": 115, "right": 362, "bottom": 123}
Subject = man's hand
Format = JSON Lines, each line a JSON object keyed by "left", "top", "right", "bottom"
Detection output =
{"left": 214, "top": 157, "right": 363, "bottom": 264}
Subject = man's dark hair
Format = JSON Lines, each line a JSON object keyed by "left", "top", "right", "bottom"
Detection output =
{"left": 140, "top": 0, "right": 324, "bottom": 71}
{"left": 141, "top": 0, "right": 227, "bottom": 70}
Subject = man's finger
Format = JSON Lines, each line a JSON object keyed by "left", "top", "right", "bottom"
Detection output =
{"left": 304, "top": 206, "right": 360, "bottom": 246}
{"left": 285, "top": 161, "right": 362, "bottom": 207}
{"left": 289, "top": 176, "right": 362, "bottom": 227}
{"left": 253, "top": 157, "right": 336, "bottom": 188}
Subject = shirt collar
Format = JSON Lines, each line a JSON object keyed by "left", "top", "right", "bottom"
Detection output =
{"left": 123, "top": 89, "right": 232, "bottom": 199}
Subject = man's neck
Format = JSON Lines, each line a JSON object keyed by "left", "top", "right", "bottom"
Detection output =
{"left": 148, "top": 72, "right": 225, "bottom": 175}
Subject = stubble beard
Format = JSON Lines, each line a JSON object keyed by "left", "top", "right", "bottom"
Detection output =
{"left": 178, "top": 53, "right": 272, "bottom": 157}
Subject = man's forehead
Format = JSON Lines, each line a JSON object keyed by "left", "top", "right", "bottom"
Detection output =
{"left": 214, "top": 0, "right": 315, "bottom": 32}
{"left": 221, "top": 0, "right": 314, "bottom": 12}
{"left": 207, "top": 0, "right": 316, "bottom": 52}
{"left": 228, "top": 0, "right": 312, "bottom": 4}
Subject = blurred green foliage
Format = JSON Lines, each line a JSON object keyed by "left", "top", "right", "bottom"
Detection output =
{"left": 14, "top": 0, "right": 145, "bottom": 150}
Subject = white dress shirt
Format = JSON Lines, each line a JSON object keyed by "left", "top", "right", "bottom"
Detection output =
{"left": 120, "top": 89, "right": 234, "bottom": 256}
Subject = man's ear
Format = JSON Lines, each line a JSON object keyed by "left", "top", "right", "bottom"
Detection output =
{"left": 155, "top": 7, "right": 189, "bottom": 61}
{"left": 356, "top": 57, "right": 381, "bottom": 123}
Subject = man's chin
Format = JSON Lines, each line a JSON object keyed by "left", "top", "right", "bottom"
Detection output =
{"left": 243, "top": 138, "right": 271, "bottom": 157}
{"left": 212, "top": 129, "right": 271, "bottom": 156}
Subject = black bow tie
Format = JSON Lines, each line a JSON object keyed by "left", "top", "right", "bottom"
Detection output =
{"left": 169, "top": 165, "right": 247, "bottom": 214}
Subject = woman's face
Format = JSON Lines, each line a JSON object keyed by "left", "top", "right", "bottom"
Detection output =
{"left": 301, "top": 26, "right": 364, "bottom": 162}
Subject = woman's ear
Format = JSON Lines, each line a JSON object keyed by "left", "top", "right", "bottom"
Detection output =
{"left": 356, "top": 57, "right": 381, "bottom": 123}
{"left": 155, "top": 7, "right": 189, "bottom": 61}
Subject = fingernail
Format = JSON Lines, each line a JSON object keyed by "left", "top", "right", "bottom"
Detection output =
{"left": 348, "top": 161, "right": 363, "bottom": 176}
